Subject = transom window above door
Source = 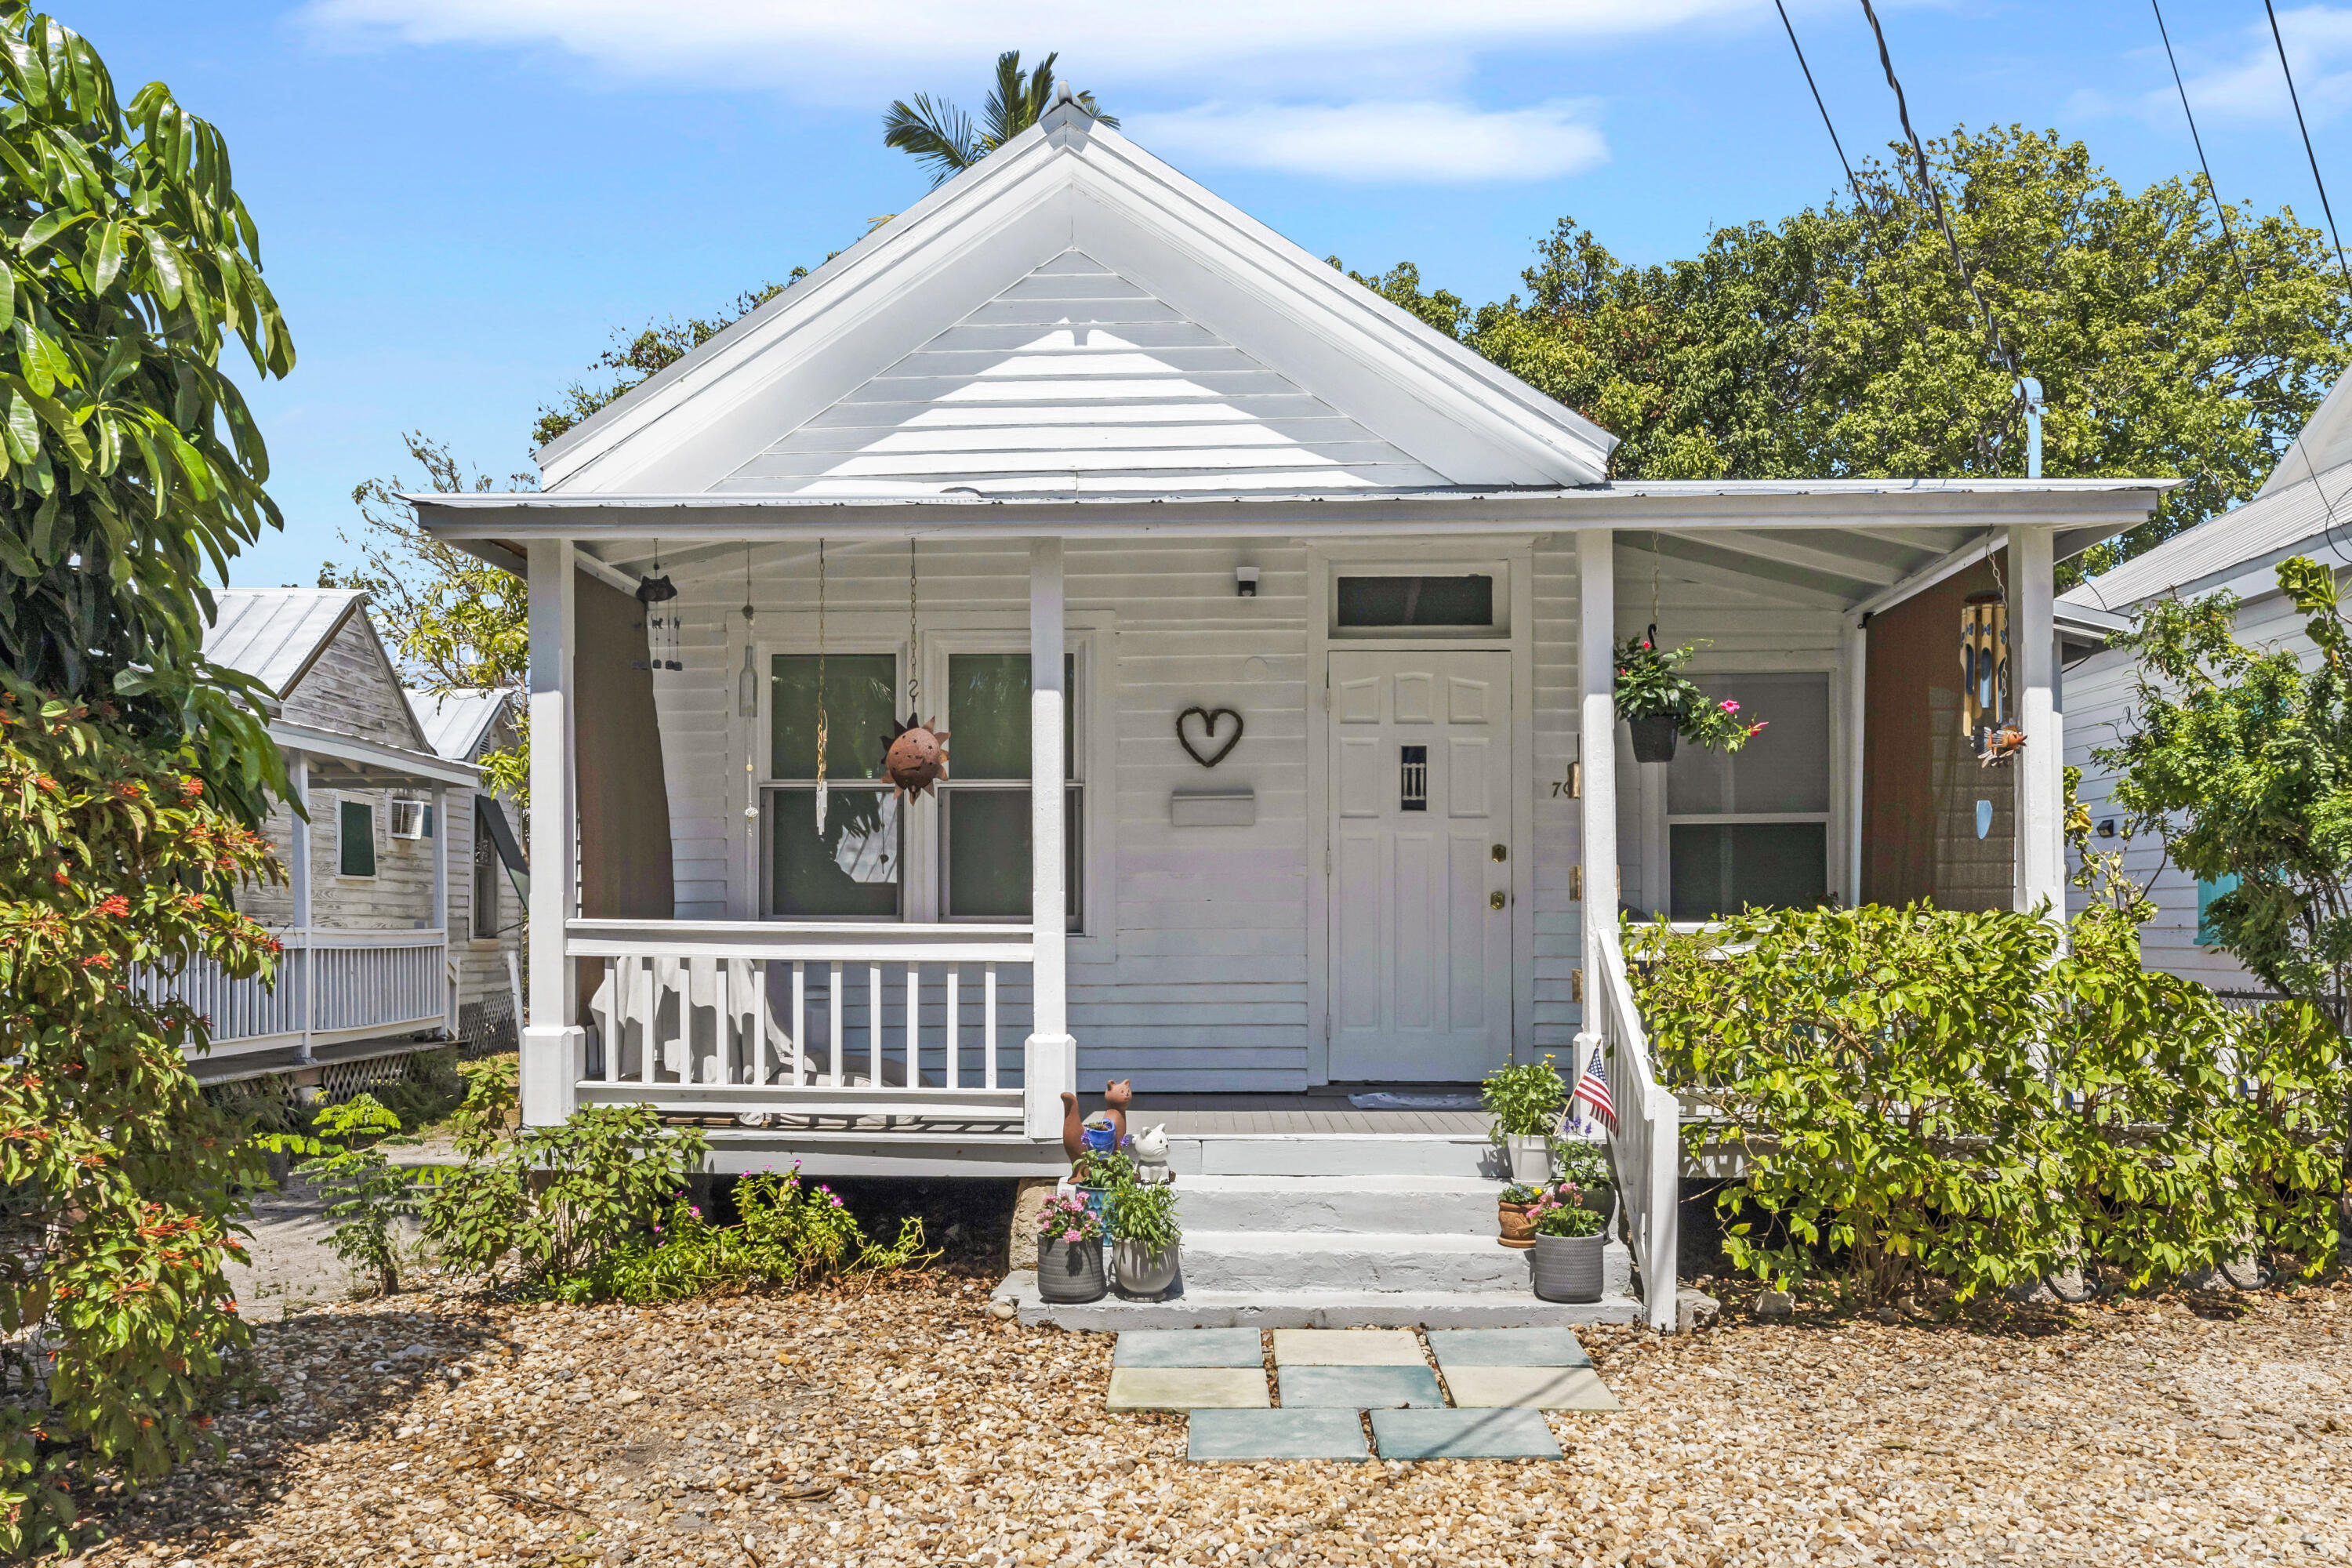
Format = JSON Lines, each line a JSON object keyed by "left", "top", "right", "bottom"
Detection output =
{"left": 1331, "top": 571, "right": 1504, "bottom": 637}
{"left": 1665, "top": 673, "right": 1832, "bottom": 920}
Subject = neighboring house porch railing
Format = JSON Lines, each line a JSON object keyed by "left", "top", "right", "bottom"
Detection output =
{"left": 137, "top": 927, "right": 453, "bottom": 1063}
{"left": 569, "top": 919, "right": 1033, "bottom": 1122}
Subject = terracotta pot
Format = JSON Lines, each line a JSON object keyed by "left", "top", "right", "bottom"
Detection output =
{"left": 1628, "top": 714, "right": 1679, "bottom": 764}
{"left": 1036, "top": 1236, "right": 1108, "bottom": 1303}
{"left": 1497, "top": 1202, "right": 1536, "bottom": 1250}
{"left": 1532, "top": 1232, "right": 1607, "bottom": 1303}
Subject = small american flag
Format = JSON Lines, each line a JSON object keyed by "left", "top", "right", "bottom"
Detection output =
{"left": 1571, "top": 1044, "right": 1615, "bottom": 1132}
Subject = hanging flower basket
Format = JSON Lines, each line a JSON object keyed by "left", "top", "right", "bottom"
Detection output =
{"left": 1613, "top": 630, "right": 1770, "bottom": 757}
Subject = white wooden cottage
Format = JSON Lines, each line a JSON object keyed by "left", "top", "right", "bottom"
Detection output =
{"left": 412, "top": 92, "right": 2173, "bottom": 1327}
{"left": 2063, "top": 377, "right": 2352, "bottom": 991}
{"left": 176, "top": 590, "right": 524, "bottom": 1090}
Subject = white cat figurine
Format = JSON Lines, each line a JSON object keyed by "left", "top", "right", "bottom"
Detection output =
{"left": 1129, "top": 1123, "right": 1173, "bottom": 1185}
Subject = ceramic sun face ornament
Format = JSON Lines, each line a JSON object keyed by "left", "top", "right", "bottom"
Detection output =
{"left": 881, "top": 713, "right": 950, "bottom": 797}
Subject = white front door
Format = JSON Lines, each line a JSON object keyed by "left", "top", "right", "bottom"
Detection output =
{"left": 1328, "top": 651, "right": 1512, "bottom": 1081}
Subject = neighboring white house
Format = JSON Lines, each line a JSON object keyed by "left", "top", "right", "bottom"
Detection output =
{"left": 409, "top": 92, "right": 2176, "bottom": 1328}
{"left": 2062, "top": 378, "right": 2352, "bottom": 992}
{"left": 164, "top": 589, "right": 524, "bottom": 1091}
{"left": 407, "top": 684, "right": 528, "bottom": 1052}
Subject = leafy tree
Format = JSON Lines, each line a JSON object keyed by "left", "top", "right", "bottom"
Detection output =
{"left": 884, "top": 49, "right": 1116, "bottom": 187}
{"left": 1363, "top": 126, "right": 2349, "bottom": 579}
{"left": 0, "top": 3, "right": 293, "bottom": 821}
{"left": 2100, "top": 554, "right": 2352, "bottom": 1253}
{"left": 530, "top": 279, "right": 797, "bottom": 451}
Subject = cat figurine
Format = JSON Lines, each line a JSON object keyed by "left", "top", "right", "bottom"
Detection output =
{"left": 1128, "top": 1123, "right": 1172, "bottom": 1185}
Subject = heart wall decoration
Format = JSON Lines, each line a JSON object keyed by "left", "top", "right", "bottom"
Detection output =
{"left": 1176, "top": 706, "right": 1244, "bottom": 768}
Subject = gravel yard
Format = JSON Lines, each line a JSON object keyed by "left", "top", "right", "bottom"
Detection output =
{"left": 59, "top": 1276, "right": 2352, "bottom": 1568}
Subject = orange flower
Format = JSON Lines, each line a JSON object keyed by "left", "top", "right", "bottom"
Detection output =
{"left": 94, "top": 895, "right": 129, "bottom": 918}
{"left": 180, "top": 775, "right": 204, "bottom": 800}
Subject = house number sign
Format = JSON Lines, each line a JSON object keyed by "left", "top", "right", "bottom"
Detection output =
{"left": 1176, "top": 706, "right": 1244, "bottom": 768}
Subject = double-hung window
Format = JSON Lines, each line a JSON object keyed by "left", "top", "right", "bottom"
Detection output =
{"left": 764, "top": 653, "right": 902, "bottom": 918}
{"left": 1665, "top": 673, "right": 1832, "bottom": 920}
{"left": 937, "top": 652, "right": 1080, "bottom": 927}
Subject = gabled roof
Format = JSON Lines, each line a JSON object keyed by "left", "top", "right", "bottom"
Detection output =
{"left": 536, "top": 96, "right": 1617, "bottom": 498}
{"left": 406, "top": 687, "right": 515, "bottom": 763}
{"left": 2258, "top": 373, "right": 2352, "bottom": 501}
{"left": 204, "top": 588, "right": 370, "bottom": 697}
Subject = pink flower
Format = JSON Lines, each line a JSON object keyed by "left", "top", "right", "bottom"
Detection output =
{"left": 1719, "top": 699, "right": 1740, "bottom": 713}
{"left": 1062, "top": 1229, "right": 1081, "bottom": 1243}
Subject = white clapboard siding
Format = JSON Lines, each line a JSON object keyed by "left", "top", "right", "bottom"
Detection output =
{"left": 2060, "top": 578, "right": 2345, "bottom": 993}
{"left": 715, "top": 251, "right": 1449, "bottom": 499}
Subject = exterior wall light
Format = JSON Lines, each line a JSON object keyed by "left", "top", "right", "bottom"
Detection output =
{"left": 1236, "top": 565, "right": 1259, "bottom": 598}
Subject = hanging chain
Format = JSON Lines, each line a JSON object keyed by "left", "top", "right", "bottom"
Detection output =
{"left": 906, "top": 538, "right": 920, "bottom": 710}
{"left": 1650, "top": 530, "right": 1663, "bottom": 644}
{"left": 815, "top": 541, "right": 829, "bottom": 826}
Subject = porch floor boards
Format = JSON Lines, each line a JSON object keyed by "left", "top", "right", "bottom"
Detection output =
{"left": 1073, "top": 1085, "right": 1490, "bottom": 1138}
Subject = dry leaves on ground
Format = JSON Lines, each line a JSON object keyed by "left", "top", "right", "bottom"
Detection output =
{"left": 57, "top": 1276, "right": 2352, "bottom": 1568}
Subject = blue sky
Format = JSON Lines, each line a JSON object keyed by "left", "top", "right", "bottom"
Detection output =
{"left": 73, "top": 0, "right": 2352, "bottom": 588}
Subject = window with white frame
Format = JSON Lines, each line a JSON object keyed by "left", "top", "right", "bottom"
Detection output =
{"left": 937, "top": 652, "right": 1080, "bottom": 927}
{"left": 1665, "top": 673, "right": 1831, "bottom": 920}
{"left": 763, "top": 652, "right": 902, "bottom": 918}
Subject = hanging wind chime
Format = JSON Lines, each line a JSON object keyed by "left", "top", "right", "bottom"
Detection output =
{"left": 1962, "top": 542, "right": 2023, "bottom": 764}
{"left": 739, "top": 544, "right": 760, "bottom": 838}
{"left": 814, "top": 541, "right": 830, "bottom": 835}
{"left": 881, "top": 539, "right": 950, "bottom": 797}
{"left": 634, "top": 548, "right": 681, "bottom": 671}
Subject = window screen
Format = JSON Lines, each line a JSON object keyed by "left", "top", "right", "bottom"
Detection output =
{"left": 472, "top": 798, "right": 500, "bottom": 938}
{"left": 1335, "top": 575, "right": 1494, "bottom": 629}
{"left": 938, "top": 652, "right": 1080, "bottom": 924}
{"left": 339, "top": 798, "right": 376, "bottom": 878}
{"left": 1665, "top": 673, "right": 1831, "bottom": 920}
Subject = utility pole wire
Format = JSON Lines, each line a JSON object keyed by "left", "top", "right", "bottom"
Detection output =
{"left": 1774, "top": 0, "right": 1859, "bottom": 192}
{"left": 2152, "top": 0, "right": 2250, "bottom": 290}
{"left": 2263, "top": 0, "right": 2352, "bottom": 292}
{"left": 1857, "top": 0, "right": 2018, "bottom": 379}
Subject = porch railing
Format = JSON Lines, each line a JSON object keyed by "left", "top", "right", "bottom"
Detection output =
{"left": 136, "top": 927, "right": 453, "bottom": 1060}
{"left": 1582, "top": 927, "right": 1682, "bottom": 1333}
{"left": 568, "top": 919, "right": 1033, "bottom": 1121}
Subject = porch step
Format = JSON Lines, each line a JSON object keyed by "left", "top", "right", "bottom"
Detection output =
{"left": 1179, "top": 1233, "right": 1634, "bottom": 1295}
{"left": 1172, "top": 1133, "right": 1499, "bottom": 1178}
{"left": 993, "top": 1272, "right": 1643, "bottom": 1331}
{"left": 1175, "top": 1175, "right": 1508, "bottom": 1235}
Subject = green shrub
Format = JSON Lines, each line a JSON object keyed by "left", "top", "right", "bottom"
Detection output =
{"left": 1108, "top": 1180, "right": 1181, "bottom": 1251}
{"left": 1482, "top": 1055, "right": 1566, "bottom": 1141}
{"left": 421, "top": 1103, "right": 707, "bottom": 1294}
{"left": 1629, "top": 902, "right": 2352, "bottom": 1306}
{"left": 588, "top": 1169, "right": 932, "bottom": 1304}
{"left": 263, "top": 1095, "right": 418, "bottom": 1298}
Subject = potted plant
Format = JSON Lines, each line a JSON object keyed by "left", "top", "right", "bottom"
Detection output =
{"left": 1036, "top": 1193, "right": 1108, "bottom": 1303}
{"left": 1109, "top": 1179, "right": 1182, "bottom": 1298}
{"left": 1613, "top": 630, "right": 1770, "bottom": 764}
{"left": 1497, "top": 1181, "right": 1541, "bottom": 1249}
{"left": 1555, "top": 1138, "right": 1615, "bottom": 1225}
{"left": 1527, "top": 1182, "right": 1609, "bottom": 1303}
{"left": 1483, "top": 1056, "right": 1566, "bottom": 1182}
{"left": 1075, "top": 1146, "right": 1134, "bottom": 1240}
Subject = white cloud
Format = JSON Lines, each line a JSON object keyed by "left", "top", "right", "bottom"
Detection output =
{"left": 2174, "top": 5, "right": 2352, "bottom": 125}
{"left": 1131, "top": 100, "right": 1608, "bottom": 183}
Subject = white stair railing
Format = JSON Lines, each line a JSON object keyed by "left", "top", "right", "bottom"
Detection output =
{"left": 1583, "top": 927, "right": 1682, "bottom": 1332}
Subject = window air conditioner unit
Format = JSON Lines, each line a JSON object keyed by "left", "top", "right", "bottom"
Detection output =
{"left": 388, "top": 799, "right": 430, "bottom": 840}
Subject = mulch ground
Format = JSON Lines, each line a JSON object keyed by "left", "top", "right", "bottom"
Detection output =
{"left": 56, "top": 1275, "right": 2352, "bottom": 1568}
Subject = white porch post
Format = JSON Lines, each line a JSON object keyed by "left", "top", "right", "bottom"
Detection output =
{"left": 1844, "top": 622, "right": 1868, "bottom": 906}
{"left": 2009, "top": 524, "right": 2065, "bottom": 919}
{"left": 287, "top": 751, "right": 313, "bottom": 1065}
{"left": 1024, "top": 539, "right": 1076, "bottom": 1141}
{"left": 431, "top": 782, "right": 452, "bottom": 1036}
{"left": 1577, "top": 529, "right": 1620, "bottom": 1012}
{"left": 523, "top": 539, "right": 583, "bottom": 1126}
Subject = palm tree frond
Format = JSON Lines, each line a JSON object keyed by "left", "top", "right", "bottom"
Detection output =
{"left": 883, "top": 94, "right": 982, "bottom": 186}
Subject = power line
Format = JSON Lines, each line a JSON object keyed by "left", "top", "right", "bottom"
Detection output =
{"left": 2265, "top": 0, "right": 2352, "bottom": 292}
{"left": 1857, "top": 0, "right": 2018, "bottom": 379}
{"left": 2151, "top": 0, "right": 2249, "bottom": 289}
{"left": 1774, "top": 0, "right": 1858, "bottom": 192}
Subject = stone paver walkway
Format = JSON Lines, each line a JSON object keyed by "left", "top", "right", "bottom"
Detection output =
{"left": 1111, "top": 1325, "right": 1615, "bottom": 1461}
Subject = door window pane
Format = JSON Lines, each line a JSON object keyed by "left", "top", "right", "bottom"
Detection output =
{"left": 771, "top": 653, "right": 896, "bottom": 780}
{"left": 339, "top": 798, "right": 376, "bottom": 877}
{"left": 1336, "top": 575, "right": 1494, "bottom": 628}
{"left": 1667, "top": 674, "right": 1832, "bottom": 815}
{"left": 770, "top": 789, "right": 899, "bottom": 917}
{"left": 945, "top": 653, "right": 1074, "bottom": 780}
{"left": 1670, "top": 822, "right": 1828, "bottom": 920}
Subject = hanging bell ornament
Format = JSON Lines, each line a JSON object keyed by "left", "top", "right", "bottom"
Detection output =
{"left": 881, "top": 713, "right": 951, "bottom": 798}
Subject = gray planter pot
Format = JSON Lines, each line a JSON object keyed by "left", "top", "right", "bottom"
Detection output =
{"left": 1628, "top": 714, "right": 1679, "bottom": 764}
{"left": 1505, "top": 1134, "right": 1552, "bottom": 1185}
{"left": 1531, "top": 1232, "right": 1607, "bottom": 1304}
{"left": 1112, "top": 1240, "right": 1181, "bottom": 1298}
{"left": 1036, "top": 1236, "right": 1108, "bottom": 1303}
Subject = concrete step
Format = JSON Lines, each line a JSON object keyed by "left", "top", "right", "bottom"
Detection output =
{"left": 1174, "top": 1175, "right": 1506, "bottom": 1235}
{"left": 1179, "top": 1233, "right": 1635, "bottom": 1296}
{"left": 1173, "top": 1133, "right": 1501, "bottom": 1178}
{"left": 993, "top": 1271, "right": 1643, "bottom": 1330}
